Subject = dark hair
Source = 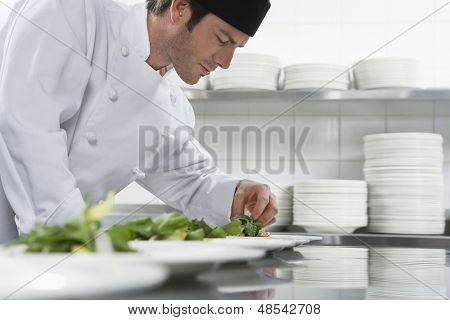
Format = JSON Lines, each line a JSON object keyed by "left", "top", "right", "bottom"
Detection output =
{"left": 146, "top": 0, "right": 209, "bottom": 31}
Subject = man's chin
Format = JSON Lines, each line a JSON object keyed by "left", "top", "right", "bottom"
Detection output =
{"left": 182, "top": 75, "right": 200, "bottom": 85}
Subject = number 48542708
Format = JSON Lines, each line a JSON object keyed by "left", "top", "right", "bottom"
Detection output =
{"left": 257, "top": 304, "right": 320, "bottom": 315}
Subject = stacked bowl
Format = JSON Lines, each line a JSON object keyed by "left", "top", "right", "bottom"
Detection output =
{"left": 211, "top": 53, "right": 280, "bottom": 91}
{"left": 271, "top": 185, "right": 293, "bottom": 226}
{"left": 367, "top": 248, "right": 446, "bottom": 300}
{"left": 353, "top": 58, "right": 423, "bottom": 89}
{"left": 293, "top": 180, "right": 368, "bottom": 233}
{"left": 364, "top": 133, "right": 445, "bottom": 234}
{"left": 283, "top": 63, "right": 350, "bottom": 91}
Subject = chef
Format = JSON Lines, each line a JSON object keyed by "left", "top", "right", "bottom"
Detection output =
{"left": 0, "top": 0, "right": 277, "bottom": 243}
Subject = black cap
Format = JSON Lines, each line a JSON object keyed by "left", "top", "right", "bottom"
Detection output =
{"left": 194, "top": 0, "right": 271, "bottom": 37}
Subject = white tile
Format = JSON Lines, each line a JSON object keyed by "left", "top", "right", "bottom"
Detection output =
{"left": 197, "top": 116, "right": 248, "bottom": 161}
{"left": 432, "top": 0, "right": 450, "bottom": 22}
{"left": 443, "top": 163, "right": 450, "bottom": 210}
{"left": 295, "top": 116, "right": 340, "bottom": 161}
{"left": 291, "top": 24, "right": 342, "bottom": 64}
{"left": 242, "top": 26, "right": 300, "bottom": 66}
{"left": 263, "top": 0, "right": 299, "bottom": 25}
{"left": 248, "top": 116, "right": 294, "bottom": 161}
{"left": 433, "top": 66, "right": 450, "bottom": 88}
{"left": 433, "top": 23, "right": 450, "bottom": 62}
{"left": 294, "top": 161, "right": 340, "bottom": 180}
{"left": 341, "top": 24, "right": 389, "bottom": 65}
{"left": 386, "top": 101, "right": 434, "bottom": 116}
{"left": 341, "top": 116, "right": 386, "bottom": 161}
{"left": 434, "top": 117, "right": 450, "bottom": 161}
{"left": 294, "top": 0, "right": 341, "bottom": 24}
{"left": 248, "top": 99, "right": 295, "bottom": 115}
{"left": 435, "top": 102, "right": 450, "bottom": 115}
{"left": 341, "top": 101, "right": 387, "bottom": 116}
{"left": 422, "top": 64, "right": 435, "bottom": 88}
{"left": 247, "top": 160, "right": 295, "bottom": 185}
{"left": 294, "top": 101, "right": 340, "bottom": 116}
{"left": 388, "top": 0, "right": 435, "bottom": 22}
{"left": 386, "top": 23, "right": 434, "bottom": 62}
{"left": 203, "top": 100, "right": 248, "bottom": 115}
{"left": 387, "top": 116, "right": 434, "bottom": 133}
{"left": 339, "top": 161, "right": 365, "bottom": 180}
{"left": 342, "top": 0, "right": 389, "bottom": 23}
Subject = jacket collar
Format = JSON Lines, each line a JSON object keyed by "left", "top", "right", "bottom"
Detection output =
{"left": 128, "top": 2, "right": 151, "bottom": 61}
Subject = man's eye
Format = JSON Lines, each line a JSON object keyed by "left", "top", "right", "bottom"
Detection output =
{"left": 217, "top": 36, "right": 228, "bottom": 46}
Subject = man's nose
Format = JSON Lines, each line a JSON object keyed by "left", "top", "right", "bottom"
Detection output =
{"left": 214, "top": 47, "right": 235, "bottom": 70}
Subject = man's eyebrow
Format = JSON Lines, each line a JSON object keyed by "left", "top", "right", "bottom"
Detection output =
{"left": 219, "top": 29, "right": 243, "bottom": 47}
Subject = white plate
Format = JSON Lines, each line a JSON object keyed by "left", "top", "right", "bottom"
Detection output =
{"left": 294, "top": 217, "right": 368, "bottom": 225}
{"left": 293, "top": 193, "right": 368, "bottom": 201}
{"left": 294, "top": 188, "right": 368, "bottom": 195}
{"left": 364, "top": 175, "right": 443, "bottom": 183}
{"left": 228, "top": 235, "right": 321, "bottom": 246}
{"left": 294, "top": 202, "right": 368, "bottom": 208}
{"left": 367, "top": 226, "right": 445, "bottom": 235}
{"left": 295, "top": 224, "right": 366, "bottom": 233}
{"left": 364, "top": 158, "right": 443, "bottom": 168}
{"left": 294, "top": 179, "right": 367, "bottom": 187}
{"left": 129, "top": 241, "right": 265, "bottom": 266}
{"left": 268, "top": 234, "right": 323, "bottom": 242}
{"left": 363, "top": 166, "right": 442, "bottom": 174}
{"left": 364, "top": 151, "right": 444, "bottom": 160}
{"left": 0, "top": 254, "right": 169, "bottom": 299}
{"left": 210, "top": 238, "right": 297, "bottom": 251}
{"left": 293, "top": 207, "right": 367, "bottom": 216}
{"left": 364, "top": 132, "right": 443, "bottom": 142}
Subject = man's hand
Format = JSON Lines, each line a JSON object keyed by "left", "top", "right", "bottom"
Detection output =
{"left": 231, "top": 180, "right": 278, "bottom": 227}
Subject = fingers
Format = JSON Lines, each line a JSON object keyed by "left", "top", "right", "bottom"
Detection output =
{"left": 231, "top": 182, "right": 246, "bottom": 218}
{"left": 251, "top": 184, "right": 271, "bottom": 221}
{"left": 256, "top": 193, "right": 278, "bottom": 227}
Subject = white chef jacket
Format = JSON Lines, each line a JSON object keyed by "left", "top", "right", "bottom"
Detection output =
{"left": 0, "top": 0, "right": 240, "bottom": 242}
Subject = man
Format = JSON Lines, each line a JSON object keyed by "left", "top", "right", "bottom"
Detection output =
{"left": 0, "top": 0, "right": 277, "bottom": 243}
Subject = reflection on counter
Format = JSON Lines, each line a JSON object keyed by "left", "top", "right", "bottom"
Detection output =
{"left": 367, "top": 248, "right": 446, "bottom": 300}
{"left": 275, "top": 246, "right": 369, "bottom": 289}
{"left": 197, "top": 268, "right": 285, "bottom": 300}
{"left": 77, "top": 245, "right": 449, "bottom": 300}
{"left": 269, "top": 246, "right": 448, "bottom": 300}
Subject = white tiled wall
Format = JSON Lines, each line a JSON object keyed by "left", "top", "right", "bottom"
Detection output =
{"left": 194, "top": 100, "right": 450, "bottom": 216}
{"left": 241, "top": 0, "right": 450, "bottom": 88}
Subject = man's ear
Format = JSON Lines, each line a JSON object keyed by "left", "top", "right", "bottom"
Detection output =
{"left": 169, "top": 0, "right": 192, "bottom": 24}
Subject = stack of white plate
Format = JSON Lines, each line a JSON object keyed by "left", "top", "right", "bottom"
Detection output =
{"left": 293, "top": 180, "right": 368, "bottom": 233}
{"left": 353, "top": 58, "right": 423, "bottom": 89}
{"left": 211, "top": 53, "right": 280, "bottom": 91}
{"left": 276, "top": 246, "right": 369, "bottom": 288}
{"left": 165, "top": 69, "right": 210, "bottom": 90}
{"left": 283, "top": 64, "right": 350, "bottom": 91}
{"left": 364, "top": 133, "right": 445, "bottom": 235}
{"left": 271, "top": 185, "right": 293, "bottom": 225}
{"left": 367, "top": 248, "right": 446, "bottom": 300}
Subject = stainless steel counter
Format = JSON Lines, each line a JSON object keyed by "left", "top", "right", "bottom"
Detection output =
{"left": 102, "top": 209, "right": 450, "bottom": 300}
{"left": 108, "top": 235, "right": 450, "bottom": 300}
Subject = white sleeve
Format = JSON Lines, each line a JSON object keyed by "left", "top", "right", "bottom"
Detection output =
{"left": 137, "top": 134, "right": 241, "bottom": 226}
{"left": 0, "top": 0, "right": 92, "bottom": 233}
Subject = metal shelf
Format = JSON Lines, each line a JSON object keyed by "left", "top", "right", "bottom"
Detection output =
{"left": 183, "top": 88, "right": 450, "bottom": 101}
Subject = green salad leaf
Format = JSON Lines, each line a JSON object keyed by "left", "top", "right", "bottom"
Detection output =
{"left": 7, "top": 193, "right": 268, "bottom": 253}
